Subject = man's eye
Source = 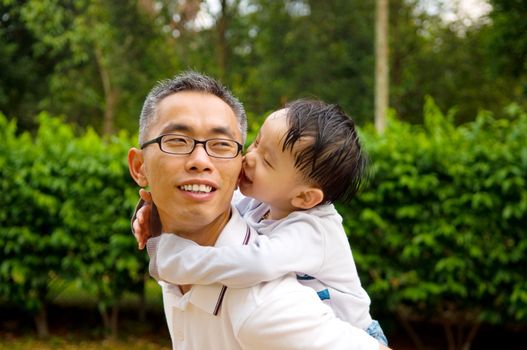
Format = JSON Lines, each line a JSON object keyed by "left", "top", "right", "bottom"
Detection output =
{"left": 209, "top": 140, "right": 235, "bottom": 149}
{"left": 165, "top": 136, "right": 188, "bottom": 145}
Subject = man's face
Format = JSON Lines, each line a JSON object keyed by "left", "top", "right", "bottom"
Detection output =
{"left": 134, "top": 91, "right": 243, "bottom": 236}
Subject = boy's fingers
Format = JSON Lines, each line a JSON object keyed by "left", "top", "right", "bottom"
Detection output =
{"left": 131, "top": 197, "right": 145, "bottom": 235}
{"left": 138, "top": 208, "right": 150, "bottom": 224}
{"left": 133, "top": 220, "right": 141, "bottom": 235}
{"left": 133, "top": 233, "right": 144, "bottom": 250}
{"left": 139, "top": 189, "right": 152, "bottom": 202}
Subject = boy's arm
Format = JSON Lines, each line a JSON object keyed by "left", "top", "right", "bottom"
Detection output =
{"left": 148, "top": 218, "right": 327, "bottom": 288}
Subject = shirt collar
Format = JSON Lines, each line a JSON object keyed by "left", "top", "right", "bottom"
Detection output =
{"left": 188, "top": 205, "right": 251, "bottom": 315}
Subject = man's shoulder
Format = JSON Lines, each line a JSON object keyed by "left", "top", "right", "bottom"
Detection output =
{"left": 221, "top": 274, "right": 380, "bottom": 350}
{"left": 223, "top": 273, "right": 326, "bottom": 327}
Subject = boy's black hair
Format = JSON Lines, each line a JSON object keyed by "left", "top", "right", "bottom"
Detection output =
{"left": 282, "top": 99, "right": 368, "bottom": 204}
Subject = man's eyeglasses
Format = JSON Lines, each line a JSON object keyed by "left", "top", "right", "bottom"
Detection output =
{"left": 141, "top": 134, "right": 243, "bottom": 159}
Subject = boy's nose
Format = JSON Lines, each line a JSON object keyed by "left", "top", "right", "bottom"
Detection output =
{"left": 243, "top": 151, "right": 255, "bottom": 168}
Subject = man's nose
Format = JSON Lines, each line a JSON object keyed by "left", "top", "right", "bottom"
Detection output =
{"left": 185, "top": 144, "right": 213, "bottom": 171}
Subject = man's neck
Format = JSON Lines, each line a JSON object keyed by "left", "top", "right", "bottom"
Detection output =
{"left": 160, "top": 207, "right": 232, "bottom": 247}
{"left": 174, "top": 208, "right": 231, "bottom": 247}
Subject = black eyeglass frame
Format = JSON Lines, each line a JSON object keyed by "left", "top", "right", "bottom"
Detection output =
{"left": 140, "top": 133, "right": 243, "bottom": 159}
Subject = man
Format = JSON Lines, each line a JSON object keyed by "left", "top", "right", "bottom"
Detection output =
{"left": 128, "top": 71, "right": 389, "bottom": 349}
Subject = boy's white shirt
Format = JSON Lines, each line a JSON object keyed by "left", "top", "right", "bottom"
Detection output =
{"left": 152, "top": 189, "right": 373, "bottom": 330}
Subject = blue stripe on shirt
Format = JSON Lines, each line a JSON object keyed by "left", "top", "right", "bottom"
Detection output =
{"left": 317, "top": 289, "right": 330, "bottom": 300}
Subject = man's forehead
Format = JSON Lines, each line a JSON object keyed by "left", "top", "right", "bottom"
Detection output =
{"left": 156, "top": 91, "right": 235, "bottom": 117}
{"left": 149, "top": 92, "right": 240, "bottom": 139}
{"left": 158, "top": 121, "right": 238, "bottom": 140}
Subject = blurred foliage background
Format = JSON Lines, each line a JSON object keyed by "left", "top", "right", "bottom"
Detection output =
{"left": 1, "top": 0, "right": 526, "bottom": 349}
{"left": 1, "top": 0, "right": 525, "bottom": 133}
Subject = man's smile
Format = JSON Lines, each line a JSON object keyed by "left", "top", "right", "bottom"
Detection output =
{"left": 179, "top": 184, "right": 214, "bottom": 193}
{"left": 176, "top": 179, "right": 219, "bottom": 201}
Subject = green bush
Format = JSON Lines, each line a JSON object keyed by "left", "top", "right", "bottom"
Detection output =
{"left": 0, "top": 113, "right": 145, "bottom": 337}
{"left": 0, "top": 114, "right": 62, "bottom": 337}
{"left": 341, "top": 99, "right": 527, "bottom": 348}
{"left": 1, "top": 102, "right": 526, "bottom": 347}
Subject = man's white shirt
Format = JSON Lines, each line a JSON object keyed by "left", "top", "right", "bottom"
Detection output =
{"left": 150, "top": 190, "right": 373, "bottom": 330}
{"left": 148, "top": 205, "right": 378, "bottom": 350}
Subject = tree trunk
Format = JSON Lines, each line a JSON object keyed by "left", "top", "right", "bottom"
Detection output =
{"left": 443, "top": 320, "right": 481, "bottom": 350}
{"left": 217, "top": 0, "right": 228, "bottom": 81}
{"left": 461, "top": 321, "right": 481, "bottom": 350}
{"left": 397, "top": 313, "right": 426, "bottom": 350}
{"left": 444, "top": 321, "right": 456, "bottom": 350}
{"left": 375, "top": 0, "right": 389, "bottom": 133}
{"left": 99, "top": 304, "right": 111, "bottom": 332}
{"left": 103, "top": 89, "right": 118, "bottom": 136}
{"left": 94, "top": 45, "right": 118, "bottom": 136}
{"left": 137, "top": 0, "right": 157, "bottom": 17}
{"left": 110, "top": 303, "right": 119, "bottom": 339}
{"left": 138, "top": 274, "right": 148, "bottom": 322}
{"left": 34, "top": 304, "right": 49, "bottom": 338}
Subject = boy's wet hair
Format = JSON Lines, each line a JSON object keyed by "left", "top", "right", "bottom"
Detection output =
{"left": 282, "top": 99, "right": 368, "bottom": 204}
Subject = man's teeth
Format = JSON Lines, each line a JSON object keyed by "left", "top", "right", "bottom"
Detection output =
{"left": 180, "top": 184, "right": 213, "bottom": 193}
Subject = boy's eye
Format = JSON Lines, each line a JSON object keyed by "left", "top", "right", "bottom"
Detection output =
{"left": 264, "top": 158, "right": 273, "bottom": 168}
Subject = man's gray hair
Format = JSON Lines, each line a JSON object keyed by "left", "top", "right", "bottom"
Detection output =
{"left": 139, "top": 71, "right": 247, "bottom": 144}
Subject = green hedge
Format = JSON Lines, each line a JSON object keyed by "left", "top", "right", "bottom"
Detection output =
{"left": 0, "top": 113, "right": 144, "bottom": 337}
{"left": 1, "top": 102, "right": 526, "bottom": 345}
{"left": 341, "top": 99, "right": 527, "bottom": 347}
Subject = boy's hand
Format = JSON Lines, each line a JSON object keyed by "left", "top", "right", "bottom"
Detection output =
{"left": 131, "top": 189, "right": 160, "bottom": 250}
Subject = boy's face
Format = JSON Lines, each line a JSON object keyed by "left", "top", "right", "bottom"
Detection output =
{"left": 239, "top": 109, "right": 309, "bottom": 218}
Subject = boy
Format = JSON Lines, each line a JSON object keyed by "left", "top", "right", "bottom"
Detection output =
{"left": 133, "top": 99, "right": 387, "bottom": 345}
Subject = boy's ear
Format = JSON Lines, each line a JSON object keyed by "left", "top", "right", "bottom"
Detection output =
{"left": 128, "top": 148, "right": 148, "bottom": 187}
{"left": 291, "top": 187, "right": 324, "bottom": 210}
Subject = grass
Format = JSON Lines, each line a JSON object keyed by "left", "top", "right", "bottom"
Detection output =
{"left": 0, "top": 336, "right": 170, "bottom": 350}
{"left": 1, "top": 279, "right": 171, "bottom": 350}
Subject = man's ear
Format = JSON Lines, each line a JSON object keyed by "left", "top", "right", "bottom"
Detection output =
{"left": 291, "top": 187, "right": 324, "bottom": 210}
{"left": 128, "top": 148, "right": 148, "bottom": 187}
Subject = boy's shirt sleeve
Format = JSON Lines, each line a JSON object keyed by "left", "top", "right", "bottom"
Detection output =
{"left": 147, "top": 214, "right": 327, "bottom": 288}
{"left": 232, "top": 189, "right": 252, "bottom": 216}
